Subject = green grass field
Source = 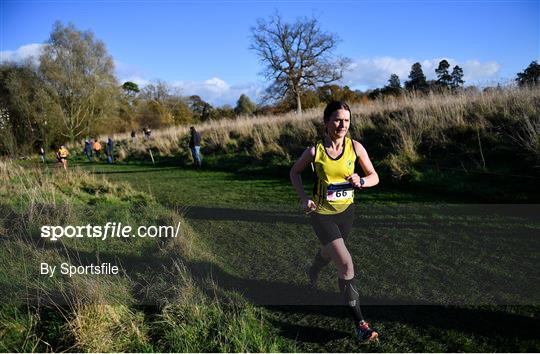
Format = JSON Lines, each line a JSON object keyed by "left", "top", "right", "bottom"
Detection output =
{"left": 1, "top": 160, "right": 296, "bottom": 352}
{"left": 72, "top": 161, "right": 540, "bottom": 352}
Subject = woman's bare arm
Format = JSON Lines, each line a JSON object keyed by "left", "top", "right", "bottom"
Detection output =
{"left": 349, "top": 140, "right": 379, "bottom": 188}
{"left": 290, "top": 146, "right": 317, "bottom": 212}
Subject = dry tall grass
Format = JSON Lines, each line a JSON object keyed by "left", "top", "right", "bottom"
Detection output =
{"left": 89, "top": 86, "right": 539, "bottom": 177}
{"left": 0, "top": 162, "right": 156, "bottom": 351}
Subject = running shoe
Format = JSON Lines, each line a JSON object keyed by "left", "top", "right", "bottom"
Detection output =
{"left": 356, "top": 322, "right": 378, "bottom": 343}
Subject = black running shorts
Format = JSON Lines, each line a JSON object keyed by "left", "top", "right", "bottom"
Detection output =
{"left": 310, "top": 204, "right": 354, "bottom": 246}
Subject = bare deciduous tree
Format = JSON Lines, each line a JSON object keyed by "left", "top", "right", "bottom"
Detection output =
{"left": 250, "top": 13, "right": 350, "bottom": 114}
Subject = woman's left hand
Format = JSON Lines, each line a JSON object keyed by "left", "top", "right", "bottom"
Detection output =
{"left": 346, "top": 173, "right": 362, "bottom": 189}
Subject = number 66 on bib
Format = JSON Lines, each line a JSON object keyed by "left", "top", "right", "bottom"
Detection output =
{"left": 326, "top": 182, "right": 354, "bottom": 202}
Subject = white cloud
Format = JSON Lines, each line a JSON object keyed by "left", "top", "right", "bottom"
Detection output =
{"left": 460, "top": 60, "right": 501, "bottom": 81}
{"left": 120, "top": 75, "right": 151, "bottom": 88}
{"left": 171, "top": 77, "right": 263, "bottom": 106}
{"left": 343, "top": 56, "right": 501, "bottom": 89}
{"left": 0, "top": 43, "right": 44, "bottom": 65}
{"left": 115, "top": 59, "right": 153, "bottom": 88}
{"left": 117, "top": 67, "right": 263, "bottom": 105}
{"left": 115, "top": 57, "right": 263, "bottom": 106}
{"left": 344, "top": 57, "right": 412, "bottom": 88}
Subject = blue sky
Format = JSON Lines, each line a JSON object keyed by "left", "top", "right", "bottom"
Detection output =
{"left": 2, "top": 0, "right": 539, "bottom": 105}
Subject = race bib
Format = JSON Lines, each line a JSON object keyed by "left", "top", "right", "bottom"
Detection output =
{"left": 326, "top": 182, "right": 353, "bottom": 201}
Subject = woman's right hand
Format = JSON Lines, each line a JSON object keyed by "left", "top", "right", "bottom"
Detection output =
{"left": 301, "top": 198, "right": 317, "bottom": 214}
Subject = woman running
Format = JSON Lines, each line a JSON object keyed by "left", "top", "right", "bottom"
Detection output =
{"left": 56, "top": 145, "right": 70, "bottom": 171}
{"left": 289, "top": 101, "right": 379, "bottom": 342}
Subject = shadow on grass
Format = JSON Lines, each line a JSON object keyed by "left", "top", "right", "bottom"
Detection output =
{"left": 267, "top": 319, "right": 351, "bottom": 343}
{"left": 4, "top": 230, "right": 539, "bottom": 348}
{"left": 267, "top": 304, "right": 540, "bottom": 344}
{"left": 179, "top": 204, "right": 540, "bottom": 234}
{"left": 184, "top": 259, "right": 540, "bottom": 345}
{"left": 82, "top": 160, "right": 540, "bottom": 204}
{"left": 183, "top": 205, "right": 307, "bottom": 224}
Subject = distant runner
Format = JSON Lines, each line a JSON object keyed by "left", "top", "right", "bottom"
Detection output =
{"left": 189, "top": 126, "right": 202, "bottom": 168}
{"left": 56, "top": 145, "right": 70, "bottom": 171}
{"left": 290, "top": 101, "right": 380, "bottom": 343}
{"left": 39, "top": 146, "right": 45, "bottom": 163}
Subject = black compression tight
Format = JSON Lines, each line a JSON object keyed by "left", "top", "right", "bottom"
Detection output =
{"left": 338, "top": 277, "right": 365, "bottom": 327}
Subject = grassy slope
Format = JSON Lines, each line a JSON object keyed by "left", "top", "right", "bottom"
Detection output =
{"left": 81, "top": 161, "right": 540, "bottom": 352}
{"left": 0, "top": 161, "right": 294, "bottom": 352}
{"left": 73, "top": 87, "right": 540, "bottom": 203}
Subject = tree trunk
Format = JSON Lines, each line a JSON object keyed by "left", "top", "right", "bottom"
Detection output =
{"left": 295, "top": 92, "right": 302, "bottom": 114}
{"left": 68, "top": 126, "right": 75, "bottom": 144}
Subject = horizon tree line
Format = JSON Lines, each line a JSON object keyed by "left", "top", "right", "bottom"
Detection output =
{"left": 1, "top": 19, "right": 538, "bottom": 156}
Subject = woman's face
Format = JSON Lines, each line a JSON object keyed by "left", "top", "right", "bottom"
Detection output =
{"left": 325, "top": 108, "right": 351, "bottom": 139}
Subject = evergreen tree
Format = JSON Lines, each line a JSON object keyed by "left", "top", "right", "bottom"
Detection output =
{"left": 121, "top": 81, "right": 140, "bottom": 108}
{"left": 516, "top": 60, "right": 540, "bottom": 87}
{"left": 388, "top": 74, "right": 401, "bottom": 89}
{"left": 435, "top": 60, "right": 452, "bottom": 89}
{"left": 234, "top": 94, "right": 257, "bottom": 116}
{"left": 122, "top": 81, "right": 140, "bottom": 96}
{"left": 450, "top": 65, "right": 465, "bottom": 90}
{"left": 383, "top": 74, "right": 402, "bottom": 96}
{"left": 404, "top": 62, "right": 428, "bottom": 93}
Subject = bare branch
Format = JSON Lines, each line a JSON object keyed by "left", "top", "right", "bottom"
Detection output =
{"left": 250, "top": 13, "right": 350, "bottom": 113}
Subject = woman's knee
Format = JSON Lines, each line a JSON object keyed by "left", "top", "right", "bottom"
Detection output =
{"left": 323, "top": 238, "right": 355, "bottom": 277}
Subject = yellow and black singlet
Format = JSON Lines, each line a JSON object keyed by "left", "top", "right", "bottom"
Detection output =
{"left": 313, "top": 137, "right": 358, "bottom": 215}
{"left": 58, "top": 148, "right": 69, "bottom": 158}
